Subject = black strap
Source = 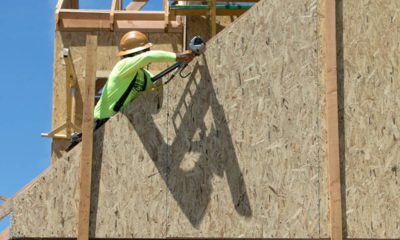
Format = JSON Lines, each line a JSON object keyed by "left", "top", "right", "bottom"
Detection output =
{"left": 113, "top": 72, "right": 138, "bottom": 112}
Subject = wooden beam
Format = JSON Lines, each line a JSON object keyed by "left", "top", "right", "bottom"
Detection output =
{"left": 114, "top": 11, "right": 167, "bottom": 21}
{"left": 323, "top": 0, "right": 343, "bottom": 240}
{"left": 0, "top": 227, "right": 9, "bottom": 240}
{"left": 59, "top": 9, "right": 110, "bottom": 20}
{"left": 115, "top": 20, "right": 182, "bottom": 32}
{"left": 110, "top": 0, "right": 117, "bottom": 31}
{"left": 59, "top": 19, "right": 111, "bottom": 31}
{"left": 208, "top": 0, "right": 217, "bottom": 37}
{"left": 71, "top": 0, "right": 79, "bottom": 9}
{"left": 59, "top": 9, "right": 178, "bottom": 21}
{"left": 96, "top": 70, "right": 111, "bottom": 79}
{"left": 0, "top": 196, "right": 8, "bottom": 202}
{"left": 77, "top": 34, "right": 97, "bottom": 240}
{"left": 0, "top": 200, "right": 12, "bottom": 222}
{"left": 163, "top": 0, "right": 170, "bottom": 31}
{"left": 64, "top": 48, "right": 78, "bottom": 138}
{"left": 58, "top": 19, "right": 183, "bottom": 32}
{"left": 169, "top": 8, "right": 247, "bottom": 17}
{"left": 126, "top": 0, "right": 148, "bottom": 10}
{"left": 55, "top": 0, "right": 65, "bottom": 30}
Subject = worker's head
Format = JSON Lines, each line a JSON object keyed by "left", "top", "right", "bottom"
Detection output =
{"left": 117, "top": 31, "right": 152, "bottom": 58}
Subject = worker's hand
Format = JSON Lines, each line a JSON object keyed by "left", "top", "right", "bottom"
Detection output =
{"left": 176, "top": 50, "right": 195, "bottom": 63}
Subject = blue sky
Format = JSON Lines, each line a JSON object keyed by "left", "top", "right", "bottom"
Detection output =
{"left": 0, "top": 0, "right": 163, "bottom": 233}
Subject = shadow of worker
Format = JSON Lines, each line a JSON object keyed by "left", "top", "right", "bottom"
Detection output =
{"left": 123, "top": 57, "right": 252, "bottom": 227}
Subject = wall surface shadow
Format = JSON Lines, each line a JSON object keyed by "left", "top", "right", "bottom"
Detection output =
{"left": 123, "top": 58, "right": 252, "bottom": 227}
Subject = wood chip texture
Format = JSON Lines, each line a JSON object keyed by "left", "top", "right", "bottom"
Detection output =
{"left": 12, "top": 0, "right": 400, "bottom": 239}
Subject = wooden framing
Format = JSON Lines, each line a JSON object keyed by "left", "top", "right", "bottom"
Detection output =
{"left": 0, "top": 228, "right": 9, "bottom": 240}
{"left": 110, "top": 0, "right": 122, "bottom": 31}
{"left": 169, "top": 0, "right": 258, "bottom": 36}
{"left": 0, "top": 196, "right": 8, "bottom": 202}
{"left": 0, "top": 200, "right": 11, "bottom": 222}
{"left": 126, "top": 0, "right": 148, "bottom": 11}
{"left": 169, "top": 8, "right": 248, "bottom": 17}
{"left": 77, "top": 34, "right": 97, "bottom": 240}
{"left": 163, "top": 0, "right": 170, "bottom": 31}
{"left": 55, "top": 0, "right": 257, "bottom": 33}
{"left": 55, "top": 0, "right": 183, "bottom": 32}
{"left": 323, "top": 0, "right": 343, "bottom": 239}
{"left": 42, "top": 48, "right": 80, "bottom": 140}
{"left": 208, "top": 0, "right": 217, "bottom": 36}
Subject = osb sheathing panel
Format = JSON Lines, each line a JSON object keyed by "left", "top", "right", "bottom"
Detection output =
{"left": 166, "top": 0, "right": 321, "bottom": 237}
{"left": 13, "top": 0, "right": 323, "bottom": 238}
{"left": 12, "top": 92, "right": 169, "bottom": 238}
{"left": 51, "top": 32, "right": 182, "bottom": 163}
{"left": 340, "top": 0, "right": 400, "bottom": 238}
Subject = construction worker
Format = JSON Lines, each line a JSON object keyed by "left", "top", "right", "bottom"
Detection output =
{"left": 67, "top": 31, "right": 195, "bottom": 151}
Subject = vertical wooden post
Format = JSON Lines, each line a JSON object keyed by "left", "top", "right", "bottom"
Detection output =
{"left": 77, "top": 34, "right": 97, "bottom": 240}
{"left": 71, "top": 0, "right": 79, "bottom": 9}
{"left": 110, "top": 0, "right": 117, "bottom": 31}
{"left": 208, "top": 0, "right": 217, "bottom": 37}
{"left": 163, "top": 0, "right": 170, "bottom": 32}
{"left": 323, "top": 0, "right": 343, "bottom": 240}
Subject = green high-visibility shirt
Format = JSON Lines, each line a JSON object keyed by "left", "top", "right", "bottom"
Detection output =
{"left": 94, "top": 50, "right": 176, "bottom": 120}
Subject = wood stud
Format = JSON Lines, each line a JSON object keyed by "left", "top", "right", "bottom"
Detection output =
{"left": 323, "top": 0, "right": 343, "bottom": 239}
{"left": 77, "top": 34, "right": 97, "bottom": 240}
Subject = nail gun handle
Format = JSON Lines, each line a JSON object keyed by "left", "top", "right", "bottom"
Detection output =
{"left": 151, "top": 61, "right": 182, "bottom": 83}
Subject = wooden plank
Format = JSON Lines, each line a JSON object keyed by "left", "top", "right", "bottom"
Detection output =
{"left": 96, "top": 70, "right": 111, "bottom": 79}
{"left": 58, "top": 19, "right": 183, "bottom": 32}
{"left": 71, "top": 0, "right": 79, "bottom": 9}
{"left": 55, "top": 0, "right": 65, "bottom": 30}
{"left": 126, "top": 0, "right": 148, "bottom": 11}
{"left": 77, "top": 34, "right": 97, "bottom": 240}
{"left": 0, "top": 227, "right": 9, "bottom": 240}
{"left": 110, "top": 0, "right": 117, "bottom": 30}
{"left": 0, "top": 196, "right": 8, "bottom": 202}
{"left": 64, "top": 48, "right": 77, "bottom": 139}
{"left": 323, "top": 0, "right": 343, "bottom": 240}
{"left": 59, "top": 9, "right": 177, "bottom": 21}
{"left": 115, "top": 20, "right": 183, "bottom": 32}
{"left": 208, "top": 0, "right": 217, "bottom": 36}
{"left": 113, "top": 11, "right": 166, "bottom": 21}
{"left": 0, "top": 200, "right": 11, "bottom": 221}
{"left": 59, "top": 9, "right": 110, "bottom": 20}
{"left": 163, "top": 0, "right": 170, "bottom": 30}
{"left": 170, "top": 8, "right": 247, "bottom": 16}
{"left": 59, "top": 19, "right": 111, "bottom": 30}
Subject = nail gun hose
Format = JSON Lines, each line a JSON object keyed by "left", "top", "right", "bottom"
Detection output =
{"left": 151, "top": 62, "right": 183, "bottom": 83}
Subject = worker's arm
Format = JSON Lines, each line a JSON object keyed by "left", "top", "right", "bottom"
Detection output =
{"left": 118, "top": 50, "right": 194, "bottom": 77}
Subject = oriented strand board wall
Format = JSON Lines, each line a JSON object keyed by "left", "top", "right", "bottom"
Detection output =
{"left": 51, "top": 31, "right": 182, "bottom": 163}
{"left": 339, "top": 0, "right": 400, "bottom": 238}
{"left": 12, "top": 0, "right": 322, "bottom": 238}
{"left": 165, "top": 0, "right": 321, "bottom": 237}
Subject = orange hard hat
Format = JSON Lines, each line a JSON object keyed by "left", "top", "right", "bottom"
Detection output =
{"left": 117, "top": 31, "right": 152, "bottom": 57}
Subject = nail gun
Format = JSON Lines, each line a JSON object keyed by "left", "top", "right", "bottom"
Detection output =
{"left": 151, "top": 36, "right": 206, "bottom": 84}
